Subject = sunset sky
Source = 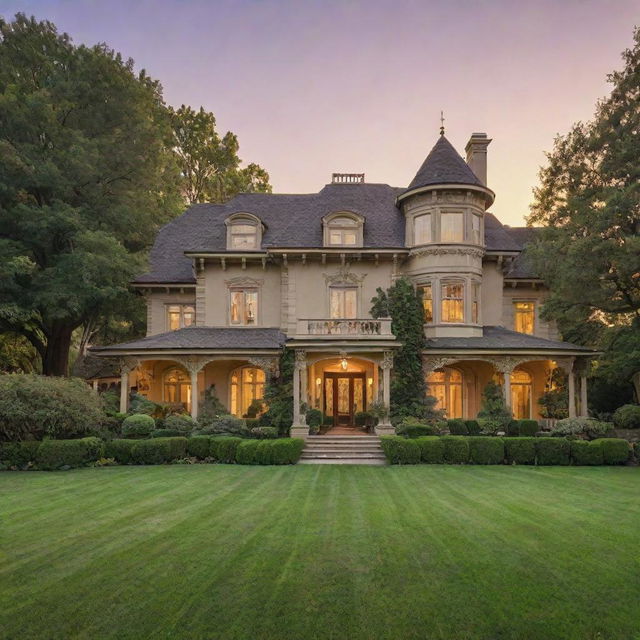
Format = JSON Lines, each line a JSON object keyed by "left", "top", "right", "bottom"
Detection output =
{"left": 1, "top": 0, "right": 637, "bottom": 225}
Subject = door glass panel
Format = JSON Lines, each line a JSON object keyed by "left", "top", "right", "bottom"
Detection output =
{"left": 324, "top": 378, "right": 333, "bottom": 416}
{"left": 337, "top": 378, "right": 350, "bottom": 414}
{"left": 353, "top": 378, "right": 364, "bottom": 413}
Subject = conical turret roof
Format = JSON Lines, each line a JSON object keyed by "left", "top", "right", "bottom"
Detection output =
{"left": 406, "top": 135, "right": 482, "bottom": 191}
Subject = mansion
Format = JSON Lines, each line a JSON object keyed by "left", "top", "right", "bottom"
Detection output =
{"left": 90, "top": 131, "right": 594, "bottom": 435}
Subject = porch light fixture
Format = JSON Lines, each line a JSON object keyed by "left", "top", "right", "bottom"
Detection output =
{"left": 315, "top": 377, "right": 322, "bottom": 386}
{"left": 341, "top": 358, "right": 348, "bottom": 370}
{"left": 367, "top": 377, "right": 373, "bottom": 386}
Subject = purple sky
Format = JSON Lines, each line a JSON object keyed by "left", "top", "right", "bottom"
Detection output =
{"left": 1, "top": 0, "right": 637, "bottom": 225}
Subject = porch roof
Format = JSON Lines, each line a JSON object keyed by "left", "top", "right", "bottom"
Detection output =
{"left": 90, "top": 326, "right": 286, "bottom": 355}
{"left": 424, "top": 326, "right": 595, "bottom": 354}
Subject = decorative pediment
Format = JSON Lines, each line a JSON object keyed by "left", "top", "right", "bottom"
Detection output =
{"left": 224, "top": 276, "right": 263, "bottom": 288}
{"left": 323, "top": 267, "right": 366, "bottom": 286}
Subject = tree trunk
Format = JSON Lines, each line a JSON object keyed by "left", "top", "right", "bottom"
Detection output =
{"left": 42, "top": 325, "right": 73, "bottom": 376}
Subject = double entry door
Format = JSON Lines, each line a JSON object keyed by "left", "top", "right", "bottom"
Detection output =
{"left": 323, "top": 372, "right": 366, "bottom": 427}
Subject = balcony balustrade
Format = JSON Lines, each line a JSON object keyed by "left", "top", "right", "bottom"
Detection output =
{"left": 296, "top": 318, "right": 393, "bottom": 339}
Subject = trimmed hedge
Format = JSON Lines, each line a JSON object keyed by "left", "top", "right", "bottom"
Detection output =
{"left": 570, "top": 440, "right": 604, "bottom": 466}
{"left": 210, "top": 436, "right": 242, "bottom": 463}
{"left": 504, "top": 437, "right": 536, "bottom": 465}
{"left": 271, "top": 438, "right": 305, "bottom": 464}
{"left": 187, "top": 435, "right": 211, "bottom": 459}
{"left": 403, "top": 424, "right": 436, "bottom": 438}
{"left": 36, "top": 437, "right": 104, "bottom": 470}
{"left": 256, "top": 440, "right": 273, "bottom": 465}
{"left": 468, "top": 436, "right": 504, "bottom": 465}
{"left": 447, "top": 419, "right": 468, "bottom": 435}
{"left": 122, "top": 414, "right": 155, "bottom": 438}
{"left": 236, "top": 440, "right": 260, "bottom": 465}
{"left": 441, "top": 436, "right": 469, "bottom": 464}
{"left": 535, "top": 438, "right": 570, "bottom": 466}
{"left": 234, "top": 438, "right": 304, "bottom": 465}
{"left": 506, "top": 420, "right": 520, "bottom": 437}
{"left": 104, "top": 439, "right": 137, "bottom": 464}
{"left": 151, "top": 429, "right": 181, "bottom": 438}
{"left": 380, "top": 436, "right": 421, "bottom": 464}
{"left": 416, "top": 436, "right": 444, "bottom": 464}
{"left": 593, "top": 438, "right": 629, "bottom": 465}
{"left": 464, "top": 420, "right": 481, "bottom": 435}
{"left": 0, "top": 440, "right": 41, "bottom": 468}
{"left": 131, "top": 437, "right": 187, "bottom": 464}
{"left": 518, "top": 420, "right": 539, "bottom": 437}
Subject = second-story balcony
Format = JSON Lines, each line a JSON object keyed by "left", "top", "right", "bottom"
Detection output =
{"left": 295, "top": 318, "right": 394, "bottom": 339}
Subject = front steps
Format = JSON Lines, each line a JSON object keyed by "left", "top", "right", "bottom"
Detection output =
{"left": 298, "top": 435, "right": 387, "bottom": 465}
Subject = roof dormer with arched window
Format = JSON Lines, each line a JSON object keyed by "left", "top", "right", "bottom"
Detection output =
{"left": 322, "top": 211, "right": 364, "bottom": 248}
{"left": 225, "top": 213, "right": 264, "bottom": 251}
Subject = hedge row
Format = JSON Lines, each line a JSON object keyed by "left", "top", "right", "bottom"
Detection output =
{"left": 1, "top": 436, "right": 305, "bottom": 469}
{"left": 380, "top": 435, "right": 631, "bottom": 466}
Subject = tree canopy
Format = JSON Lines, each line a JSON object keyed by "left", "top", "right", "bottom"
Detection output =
{"left": 527, "top": 27, "right": 640, "bottom": 403}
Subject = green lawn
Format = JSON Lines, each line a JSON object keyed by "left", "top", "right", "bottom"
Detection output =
{"left": 1, "top": 466, "right": 639, "bottom": 640}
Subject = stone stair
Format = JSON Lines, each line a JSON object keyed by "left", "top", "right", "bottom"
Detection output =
{"left": 298, "top": 435, "right": 387, "bottom": 465}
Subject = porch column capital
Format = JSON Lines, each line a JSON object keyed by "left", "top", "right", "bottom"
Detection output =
{"left": 294, "top": 349, "right": 307, "bottom": 370}
{"left": 423, "top": 356, "right": 458, "bottom": 373}
{"left": 248, "top": 356, "right": 280, "bottom": 377}
{"left": 118, "top": 357, "right": 140, "bottom": 376}
{"left": 489, "top": 356, "right": 528, "bottom": 375}
{"left": 553, "top": 357, "right": 575, "bottom": 374}
{"left": 381, "top": 350, "right": 394, "bottom": 370}
{"left": 174, "top": 355, "right": 210, "bottom": 375}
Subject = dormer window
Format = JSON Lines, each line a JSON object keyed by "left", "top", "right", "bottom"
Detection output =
{"left": 323, "top": 212, "right": 364, "bottom": 247}
{"left": 225, "top": 213, "right": 263, "bottom": 250}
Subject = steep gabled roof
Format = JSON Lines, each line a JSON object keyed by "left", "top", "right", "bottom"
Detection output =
{"left": 406, "top": 135, "right": 483, "bottom": 191}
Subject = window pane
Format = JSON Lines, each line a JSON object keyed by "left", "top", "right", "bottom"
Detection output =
{"left": 344, "top": 289, "right": 357, "bottom": 318}
{"left": 414, "top": 214, "right": 432, "bottom": 244}
{"left": 168, "top": 310, "right": 181, "bottom": 331}
{"left": 232, "top": 224, "right": 256, "bottom": 234}
{"left": 231, "top": 234, "right": 257, "bottom": 249}
{"left": 329, "top": 231, "right": 343, "bottom": 245}
{"left": 330, "top": 288, "right": 357, "bottom": 318}
{"left": 183, "top": 306, "right": 195, "bottom": 327}
{"left": 331, "top": 216, "right": 357, "bottom": 227}
{"left": 472, "top": 215, "right": 481, "bottom": 244}
{"left": 244, "top": 291, "right": 257, "bottom": 324}
{"left": 514, "top": 301, "right": 535, "bottom": 334}
{"left": 342, "top": 232, "right": 357, "bottom": 245}
{"left": 441, "top": 212, "right": 464, "bottom": 242}
{"left": 230, "top": 291, "right": 242, "bottom": 324}
{"left": 419, "top": 285, "right": 433, "bottom": 322}
{"left": 441, "top": 282, "right": 464, "bottom": 323}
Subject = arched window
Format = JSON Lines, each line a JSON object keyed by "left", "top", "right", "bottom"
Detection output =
{"left": 225, "top": 214, "right": 263, "bottom": 250}
{"left": 511, "top": 369, "right": 532, "bottom": 419}
{"left": 230, "top": 367, "right": 266, "bottom": 417}
{"left": 163, "top": 368, "right": 192, "bottom": 411}
{"left": 323, "top": 212, "right": 364, "bottom": 247}
{"left": 426, "top": 367, "right": 463, "bottom": 418}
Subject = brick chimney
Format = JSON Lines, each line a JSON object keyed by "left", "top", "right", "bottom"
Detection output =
{"left": 465, "top": 133, "right": 491, "bottom": 186}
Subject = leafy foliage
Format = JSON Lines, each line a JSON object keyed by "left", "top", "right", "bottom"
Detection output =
{"left": 477, "top": 381, "right": 512, "bottom": 428}
{"left": 550, "top": 417, "right": 611, "bottom": 439}
{"left": 36, "top": 437, "right": 103, "bottom": 470}
{"left": 121, "top": 414, "right": 155, "bottom": 438}
{"left": 612, "top": 404, "right": 640, "bottom": 429}
{"left": 537, "top": 368, "right": 569, "bottom": 420}
{"left": 259, "top": 350, "right": 294, "bottom": 435}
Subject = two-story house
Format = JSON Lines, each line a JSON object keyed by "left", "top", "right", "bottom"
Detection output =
{"left": 91, "top": 130, "right": 594, "bottom": 435}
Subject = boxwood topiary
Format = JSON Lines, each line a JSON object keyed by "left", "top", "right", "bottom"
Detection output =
{"left": 416, "top": 436, "right": 444, "bottom": 464}
{"left": 380, "top": 436, "right": 420, "bottom": 464}
{"left": 505, "top": 420, "right": 520, "bottom": 437}
{"left": 593, "top": 438, "right": 630, "bottom": 465}
{"left": 104, "top": 439, "right": 137, "bottom": 464}
{"left": 441, "top": 436, "right": 469, "bottom": 464}
{"left": 236, "top": 440, "right": 261, "bottom": 465}
{"left": 517, "top": 419, "right": 539, "bottom": 437}
{"left": 122, "top": 414, "right": 155, "bottom": 439}
{"left": 504, "top": 437, "right": 536, "bottom": 465}
{"left": 187, "top": 435, "right": 211, "bottom": 459}
{"left": 163, "top": 414, "right": 197, "bottom": 433}
{"left": 570, "top": 440, "right": 604, "bottom": 465}
{"left": 151, "top": 428, "right": 181, "bottom": 438}
{"left": 612, "top": 405, "right": 640, "bottom": 429}
{"left": 468, "top": 436, "right": 504, "bottom": 465}
{"left": 535, "top": 437, "right": 570, "bottom": 465}
{"left": 36, "top": 437, "right": 104, "bottom": 470}
{"left": 447, "top": 419, "right": 468, "bottom": 435}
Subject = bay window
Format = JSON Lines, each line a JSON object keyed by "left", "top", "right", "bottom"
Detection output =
{"left": 471, "top": 214, "right": 482, "bottom": 244}
{"left": 414, "top": 213, "right": 432, "bottom": 244}
{"left": 471, "top": 281, "right": 480, "bottom": 323}
{"left": 418, "top": 284, "right": 433, "bottom": 322}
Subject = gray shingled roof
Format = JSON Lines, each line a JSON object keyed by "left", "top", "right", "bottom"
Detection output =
{"left": 406, "top": 135, "right": 483, "bottom": 191}
{"left": 72, "top": 354, "right": 120, "bottom": 379}
{"left": 425, "top": 326, "right": 594, "bottom": 352}
{"left": 504, "top": 227, "right": 540, "bottom": 278}
{"left": 91, "top": 327, "right": 286, "bottom": 352}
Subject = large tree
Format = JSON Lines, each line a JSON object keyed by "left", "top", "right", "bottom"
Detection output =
{"left": 0, "top": 14, "right": 183, "bottom": 375}
{"left": 170, "top": 104, "right": 271, "bottom": 204}
{"left": 527, "top": 27, "right": 640, "bottom": 403}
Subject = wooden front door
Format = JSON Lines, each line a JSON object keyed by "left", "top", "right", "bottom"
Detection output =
{"left": 324, "top": 372, "right": 366, "bottom": 426}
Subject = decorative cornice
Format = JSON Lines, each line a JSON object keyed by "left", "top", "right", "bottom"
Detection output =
{"left": 409, "top": 246, "right": 485, "bottom": 259}
{"left": 224, "top": 276, "right": 263, "bottom": 287}
{"left": 323, "top": 267, "right": 366, "bottom": 286}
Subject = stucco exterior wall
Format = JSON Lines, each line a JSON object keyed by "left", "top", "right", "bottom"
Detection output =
{"left": 145, "top": 291, "right": 197, "bottom": 336}
{"left": 480, "top": 262, "right": 504, "bottom": 326}
{"left": 501, "top": 287, "right": 560, "bottom": 340}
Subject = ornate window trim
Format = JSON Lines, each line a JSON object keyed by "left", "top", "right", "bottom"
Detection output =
{"left": 322, "top": 211, "right": 364, "bottom": 248}
{"left": 227, "top": 277, "right": 262, "bottom": 326}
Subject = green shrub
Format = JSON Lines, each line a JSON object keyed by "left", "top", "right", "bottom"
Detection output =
{"left": 131, "top": 437, "right": 187, "bottom": 464}
{"left": 535, "top": 438, "right": 570, "bottom": 465}
{"left": 271, "top": 438, "right": 305, "bottom": 464}
{"left": 0, "top": 440, "right": 41, "bottom": 467}
{"left": 593, "top": 438, "right": 630, "bottom": 465}
{"left": 129, "top": 393, "right": 158, "bottom": 415}
{"left": 612, "top": 405, "right": 640, "bottom": 429}
{"left": 635, "top": 442, "right": 640, "bottom": 461}
{"left": 210, "top": 436, "right": 242, "bottom": 463}
{"left": 464, "top": 420, "right": 481, "bottom": 435}
{"left": 441, "top": 436, "right": 469, "bottom": 464}
{"left": 151, "top": 428, "right": 181, "bottom": 438}
{"left": 163, "top": 414, "right": 196, "bottom": 433}
{"left": 245, "top": 417, "right": 260, "bottom": 430}
{"left": 397, "top": 417, "right": 436, "bottom": 438}
{"left": 447, "top": 419, "right": 468, "bottom": 435}
{"left": 477, "top": 418, "right": 505, "bottom": 436}
{"left": 518, "top": 420, "right": 539, "bottom": 437}
{"left": 306, "top": 408, "right": 323, "bottom": 428}
{"left": 0, "top": 374, "right": 105, "bottom": 441}
{"left": 570, "top": 440, "right": 604, "bottom": 466}
{"left": 236, "top": 440, "right": 261, "bottom": 465}
{"left": 187, "top": 435, "right": 211, "bottom": 459}
{"left": 551, "top": 417, "right": 611, "bottom": 439}
{"left": 468, "top": 436, "right": 504, "bottom": 465}
{"left": 122, "top": 414, "right": 155, "bottom": 438}
{"left": 36, "top": 437, "right": 104, "bottom": 470}
{"left": 505, "top": 420, "right": 520, "bottom": 437}
{"left": 416, "top": 436, "right": 444, "bottom": 464}
{"left": 256, "top": 440, "right": 273, "bottom": 465}
{"left": 250, "top": 426, "right": 278, "bottom": 439}
{"left": 104, "top": 439, "right": 137, "bottom": 464}
{"left": 504, "top": 437, "right": 536, "bottom": 465}
{"left": 201, "top": 415, "right": 247, "bottom": 437}
{"left": 380, "top": 436, "right": 420, "bottom": 464}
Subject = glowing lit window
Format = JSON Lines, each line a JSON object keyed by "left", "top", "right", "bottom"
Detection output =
{"left": 230, "top": 289, "right": 258, "bottom": 325}
{"left": 418, "top": 284, "right": 433, "bottom": 322}
{"left": 471, "top": 215, "right": 482, "bottom": 244}
{"left": 514, "top": 301, "right": 535, "bottom": 334}
{"left": 511, "top": 370, "right": 532, "bottom": 419}
{"left": 426, "top": 367, "right": 463, "bottom": 418}
{"left": 414, "top": 214, "right": 432, "bottom": 244}
{"left": 441, "top": 282, "right": 464, "bottom": 323}
{"left": 441, "top": 212, "right": 464, "bottom": 242}
{"left": 167, "top": 304, "right": 196, "bottom": 331}
{"left": 230, "top": 367, "right": 266, "bottom": 417}
{"left": 471, "top": 282, "right": 480, "bottom": 323}
{"left": 229, "top": 223, "right": 258, "bottom": 249}
{"left": 163, "top": 368, "right": 192, "bottom": 411}
{"left": 330, "top": 287, "right": 357, "bottom": 318}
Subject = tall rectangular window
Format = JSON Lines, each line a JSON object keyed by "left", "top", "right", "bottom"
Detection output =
{"left": 441, "top": 282, "right": 464, "bottom": 323}
{"left": 514, "top": 301, "right": 535, "bottom": 334}
{"left": 166, "top": 304, "right": 195, "bottom": 331}
{"left": 471, "top": 282, "right": 480, "bottom": 323}
{"left": 330, "top": 287, "right": 357, "bottom": 319}
{"left": 418, "top": 284, "right": 433, "bottom": 322}
{"left": 471, "top": 215, "right": 481, "bottom": 244}
{"left": 414, "top": 214, "right": 432, "bottom": 244}
{"left": 230, "top": 289, "right": 258, "bottom": 325}
{"left": 440, "top": 212, "right": 464, "bottom": 242}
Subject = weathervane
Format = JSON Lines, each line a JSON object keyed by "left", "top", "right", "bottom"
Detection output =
{"left": 440, "top": 110, "right": 445, "bottom": 136}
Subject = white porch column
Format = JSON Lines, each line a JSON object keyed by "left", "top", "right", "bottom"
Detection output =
{"left": 291, "top": 350, "right": 309, "bottom": 437}
{"left": 503, "top": 371, "right": 512, "bottom": 410}
{"left": 190, "top": 369, "right": 199, "bottom": 420}
{"left": 580, "top": 375, "right": 588, "bottom": 417}
{"left": 375, "top": 351, "right": 395, "bottom": 435}
{"left": 119, "top": 370, "right": 129, "bottom": 413}
{"left": 568, "top": 370, "right": 576, "bottom": 418}
{"left": 175, "top": 356, "right": 211, "bottom": 421}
